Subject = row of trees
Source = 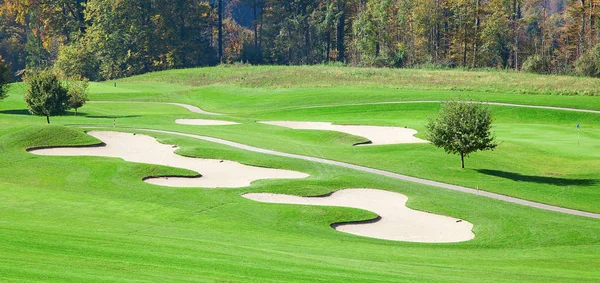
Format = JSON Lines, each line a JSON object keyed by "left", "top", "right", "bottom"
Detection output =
{"left": 1, "top": 0, "right": 600, "bottom": 80}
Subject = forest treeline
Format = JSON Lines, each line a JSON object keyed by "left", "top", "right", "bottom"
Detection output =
{"left": 1, "top": 0, "right": 600, "bottom": 81}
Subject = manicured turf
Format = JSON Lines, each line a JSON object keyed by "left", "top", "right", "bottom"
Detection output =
{"left": 1, "top": 66, "right": 599, "bottom": 282}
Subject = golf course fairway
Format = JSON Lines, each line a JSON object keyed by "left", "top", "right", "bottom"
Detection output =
{"left": 0, "top": 66, "right": 599, "bottom": 282}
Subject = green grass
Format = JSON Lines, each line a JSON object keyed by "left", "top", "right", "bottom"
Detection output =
{"left": 1, "top": 66, "right": 600, "bottom": 282}
{"left": 119, "top": 65, "right": 600, "bottom": 96}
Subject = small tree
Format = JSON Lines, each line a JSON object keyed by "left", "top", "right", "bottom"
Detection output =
{"left": 0, "top": 56, "right": 11, "bottom": 100}
{"left": 67, "top": 77, "right": 89, "bottom": 116}
{"left": 24, "top": 70, "right": 70, "bottom": 124}
{"left": 426, "top": 100, "right": 498, "bottom": 168}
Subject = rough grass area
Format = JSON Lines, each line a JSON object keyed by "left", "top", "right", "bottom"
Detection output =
{"left": 120, "top": 65, "right": 600, "bottom": 96}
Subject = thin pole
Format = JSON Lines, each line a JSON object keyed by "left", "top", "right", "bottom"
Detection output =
{"left": 577, "top": 123, "right": 581, "bottom": 146}
{"left": 218, "top": 0, "right": 223, "bottom": 63}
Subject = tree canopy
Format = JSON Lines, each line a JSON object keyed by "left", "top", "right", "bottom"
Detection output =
{"left": 1, "top": 0, "right": 599, "bottom": 80}
{"left": 0, "top": 56, "right": 11, "bottom": 100}
{"left": 24, "top": 70, "right": 70, "bottom": 124}
{"left": 426, "top": 100, "right": 498, "bottom": 168}
{"left": 66, "top": 77, "right": 88, "bottom": 116}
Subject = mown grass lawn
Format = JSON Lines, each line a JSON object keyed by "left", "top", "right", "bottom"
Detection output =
{"left": 0, "top": 66, "right": 599, "bottom": 282}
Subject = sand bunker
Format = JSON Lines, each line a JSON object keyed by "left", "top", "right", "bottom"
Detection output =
{"left": 175, "top": 119, "right": 239, "bottom": 126}
{"left": 28, "top": 131, "right": 308, "bottom": 188}
{"left": 260, "top": 121, "right": 428, "bottom": 146}
{"left": 243, "top": 189, "right": 474, "bottom": 242}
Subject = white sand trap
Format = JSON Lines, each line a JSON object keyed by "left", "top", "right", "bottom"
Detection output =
{"left": 243, "top": 189, "right": 474, "bottom": 242}
{"left": 28, "top": 131, "right": 308, "bottom": 188}
{"left": 175, "top": 119, "right": 239, "bottom": 126}
{"left": 260, "top": 121, "right": 428, "bottom": 146}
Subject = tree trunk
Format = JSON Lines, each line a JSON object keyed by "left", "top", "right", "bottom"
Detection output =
{"left": 218, "top": 0, "right": 223, "bottom": 63}
{"left": 75, "top": 108, "right": 78, "bottom": 116}
{"left": 258, "top": 1, "right": 263, "bottom": 52}
{"left": 580, "top": 0, "right": 586, "bottom": 55}
{"left": 336, "top": 1, "right": 346, "bottom": 61}
{"left": 46, "top": 115, "right": 50, "bottom": 124}
{"left": 472, "top": 0, "right": 480, "bottom": 68}
{"left": 461, "top": 152, "right": 465, "bottom": 169}
{"left": 513, "top": 0, "right": 520, "bottom": 70}
{"left": 327, "top": 31, "right": 331, "bottom": 61}
{"left": 591, "top": 0, "right": 596, "bottom": 47}
{"left": 288, "top": 29, "right": 292, "bottom": 63}
{"left": 463, "top": 36, "right": 467, "bottom": 67}
{"left": 254, "top": 0, "right": 258, "bottom": 50}
{"left": 462, "top": 3, "right": 467, "bottom": 67}
{"left": 305, "top": 18, "right": 311, "bottom": 63}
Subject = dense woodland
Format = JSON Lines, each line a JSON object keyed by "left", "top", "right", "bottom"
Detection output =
{"left": 1, "top": 0, "right": 600, "bottom": 81}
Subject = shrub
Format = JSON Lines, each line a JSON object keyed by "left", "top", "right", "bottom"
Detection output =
{"left": 522, "top": 55, "right": 551, "bottom": 74}
{"left": 574, "top": 45, "right": 600, "bottom": 77}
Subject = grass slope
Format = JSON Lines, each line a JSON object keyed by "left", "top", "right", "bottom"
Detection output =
{"left": 1, "top": 125, "right": 599, "bottom": 282}
{"left": 0, "top": 66, "right": 599, "bottom": 282}
{"left": 119, "top": 65, "right": 600, "bottom": 96}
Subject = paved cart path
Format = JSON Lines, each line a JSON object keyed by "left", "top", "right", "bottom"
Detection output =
{"left": 282, "top": 100, "right": 600, "bottom": 114}
{"left": 92, "top": 100, "right": 600, "bottom": 115}
{"left": 89, "top": 101, "right": 221, "bottom": 115}
{"left": 84, "top": 99, "right": 600, "bottom": 218}
{"left": 129, "top": 128, "right": 600, "bottom": 219}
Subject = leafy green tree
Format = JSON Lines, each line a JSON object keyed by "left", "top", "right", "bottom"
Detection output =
{"left": 55, "top": 39, "right": 101, "bottom": 81}
{"left": 426, "top": 100, "right": 498, "bottom": 168}
{"left": 479, "top": 0, "right": 512, "bottom": 68}
{"left": 575, "top": 43, "right": 600, "bottom": 77}
{"left": 25, "top": 31, "right": 51, "bottom": 70}
{"left": 24, "top": 70, "right": 70, "bottom": 124}
{"left": 0, "top": 56, "right": 11, "bottom": 100}
{"left": 522, "top": 54, "right": 551, "bottom": 74}
{"left": 66, "top": 77, "right": 89, "bottom": 116}
{"left": 1, "top": 0, "right": 597, "bottom": 76}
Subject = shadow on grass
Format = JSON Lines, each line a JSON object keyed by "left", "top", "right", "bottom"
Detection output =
{"left": 0, "top": 109, "right": 30, "bottom": 115}
{"left": 477, "top": 169, "right": 597, "bottom": 186}
{"left": 84, "top": 115, "right": 141, "bottom": 119}
{"left": 0, "top": 110, "right": 142, "bottom": 120}
{"left": 0, "top": 110, "right": 140, "bottom": 119}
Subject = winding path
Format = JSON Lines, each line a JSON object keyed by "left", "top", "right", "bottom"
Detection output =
{"left": 165, "top": 103, "right": 222, "bottom": 115}
{"left": 83, "top": 99, "right": 600, "bottom": 218}
{"left": 128, "top": 128, "right": 600, "bottom": 219}
{"left": 279, "top": 100, "right": 600, "bottom": 114}
{"left": 89, "top": 101, "right": 221, "bottom": 115}
{"left": 91, "top": 100, "right": 600, "bottom": 116}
